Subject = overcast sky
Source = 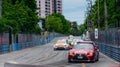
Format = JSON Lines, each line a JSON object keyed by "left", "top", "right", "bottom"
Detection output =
{"left": 63, "top": 0, "right": 88, "bottom": 25}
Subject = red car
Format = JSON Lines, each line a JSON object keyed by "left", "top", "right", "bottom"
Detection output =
{"left": 68, "top": 42, "right": 99, "bottom": 62}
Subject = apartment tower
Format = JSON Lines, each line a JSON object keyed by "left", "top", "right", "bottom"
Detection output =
{"left": 36, "top": 0, "right": 62, "bottom": 18}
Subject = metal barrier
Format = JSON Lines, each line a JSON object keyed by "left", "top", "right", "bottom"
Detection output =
{"left": 0, "top": 32, "right": 64, "bottom": 54}
{"left": 0, "top": 44, "right": 9, "bottom": 54}
{"left": 90, "top": 28, "right": 120, "bottom": 62}
{"left": 95, "top": 42, "right": 120, "bottom": 62}
{"left": 90, "top": 28, "right": 120, "bottom": 46}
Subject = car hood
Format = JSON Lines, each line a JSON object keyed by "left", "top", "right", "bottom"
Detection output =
{"left": 70, "top": 49, "right": 94, "bottom": 54}
{"left": 56, "top": 43, "right": 68, "bottom": 45}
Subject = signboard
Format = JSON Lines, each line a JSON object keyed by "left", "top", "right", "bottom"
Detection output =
{"left": 95, "top": 28, "right": 98, "bottom": 39}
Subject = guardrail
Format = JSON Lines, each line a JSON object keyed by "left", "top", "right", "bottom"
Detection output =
{"left": 95, "top": 42, "right": 120, "bottom": 62}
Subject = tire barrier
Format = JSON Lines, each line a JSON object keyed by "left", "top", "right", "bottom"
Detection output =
{"left": 95, "top": 42, "right": 120, "bottom": 62}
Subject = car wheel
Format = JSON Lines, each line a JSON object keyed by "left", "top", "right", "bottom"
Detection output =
{"left": 96, "top": 54, "right": 99, "bottom": 61}
{"left": 91, "top": 56, "right": 96, "bottom": 63}
{"left": 68, "top": 58, "right": 72, "bottom": 63}
{"left": 54, "top": 48, "right": 56, "bottom": 50}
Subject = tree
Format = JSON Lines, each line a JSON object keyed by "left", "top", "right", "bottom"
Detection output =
{"left": 45, "top": 13, "right": 71, "bottom": 34}
{"left": 1, "top": 0, "right": 40, "bottom": 34}
{"left": 50, "top": 14, "right": 71, "bottom": 33}
{"left": 85, "top": 0, "right": 120, "bottom": 30}
{"left": 45, "top": 16, "right": 63, "bottom": 33}
{"left": 79, "top": 24, "right": 86, "bottom": 35}
{"left": 0, "top": 17, "right": 8, "bottom": 33}
{"left": 11, "top": 0, "right": 37, "bottom": 12}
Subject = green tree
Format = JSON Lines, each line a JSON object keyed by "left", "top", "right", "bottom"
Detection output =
{"left": 85, "top": 0, "right": 120, "bottom": 30}
{"left": 1, "top": 0, "right": 40, "bottom": 34}
{"left": 11, "top": 0, "right": 37, "bottom": 12}
{"left": 45, "top": 16, "right": 63, "bottom": 33}
{"left": 45, "top": 13, "right": 71, "bottom": 34}
{"left": 0, "top": 17, "right": 8, "bottom": 33}
{"left": 53, "top": 14, "right": 71, "bottom": 33}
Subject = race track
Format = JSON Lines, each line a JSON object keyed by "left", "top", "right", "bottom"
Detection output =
{"left": 0, "top": 37, "right": 119, "bottom": 67}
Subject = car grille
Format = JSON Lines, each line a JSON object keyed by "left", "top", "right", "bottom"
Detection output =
{"left": 73, "top": 54, "right": 88, "bottom": 60}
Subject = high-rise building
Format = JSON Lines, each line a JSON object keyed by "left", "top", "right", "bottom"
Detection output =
{"left": 52, "top": 0, "right": 62, "bottom": 14}
{"left": 36, "top": 0, "right": 62, "bottom": 18}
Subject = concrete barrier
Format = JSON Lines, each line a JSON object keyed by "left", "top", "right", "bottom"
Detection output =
{"left": 4, "top": 63, "right": 57, "bottom": 67}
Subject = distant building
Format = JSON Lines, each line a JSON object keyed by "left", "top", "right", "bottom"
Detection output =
{"left": 52, "top": 0, "right": 62, "bottom": 14}
{"left": 36, "top": 0, "right": 62, "bottom": 18}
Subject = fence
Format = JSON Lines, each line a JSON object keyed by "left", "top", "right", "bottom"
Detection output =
{"left": 90, "top": 28, "right": 120, "bottom": 62}
{"left": 0, "top": 32, "right": 64, "bottom": 54}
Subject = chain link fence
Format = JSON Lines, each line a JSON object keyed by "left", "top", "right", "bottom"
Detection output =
{"left": 90, "top": 28, "right": 120, "bottom": 46}
{"left": 0, "top": 33, "right": 9, "bottom": 54}
{"left": 0, "top": 32, "right": 64, "bottom": 54}
{"left": 90, "top": 28, "right": 120, "bottom": 62}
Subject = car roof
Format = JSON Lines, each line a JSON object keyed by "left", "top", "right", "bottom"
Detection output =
{"left": 77, "top": 41, "right": 94, "bottom": 44}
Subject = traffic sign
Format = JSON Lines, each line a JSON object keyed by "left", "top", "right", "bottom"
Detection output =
{"left": 95, "top": 28, "right": 98, "bottom": 39}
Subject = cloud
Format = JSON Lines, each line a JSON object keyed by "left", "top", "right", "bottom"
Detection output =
{"left": 63, "top": 0, "right": 87, "bottom": 25}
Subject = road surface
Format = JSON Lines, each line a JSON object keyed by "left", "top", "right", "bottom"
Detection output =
{"left": 0, "top": 37, "right": 120, "bottom": 67}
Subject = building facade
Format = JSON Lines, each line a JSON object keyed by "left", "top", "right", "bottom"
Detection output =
{"left": 36, "top": 0, "right": 62, "bottom": 18}
{"left": 52, "top": 0, "right": 62, "bottom": 14}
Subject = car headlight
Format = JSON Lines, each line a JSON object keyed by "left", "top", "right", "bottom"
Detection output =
{"left": 53, "top": 45, "right": 57, "bottom": 48}
{"left": 69, "top": 52, "right": 75, "bottom": 56}
{"left": 87, "top": 52, "right": 94, "bottom": 56}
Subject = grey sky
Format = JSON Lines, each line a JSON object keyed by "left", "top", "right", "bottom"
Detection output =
{"left": 63, "top": 0, "right": 88, "bottom": 25}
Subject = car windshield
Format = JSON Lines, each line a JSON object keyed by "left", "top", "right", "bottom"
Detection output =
{"left": 73, "top": 44, "right": 94, "bottom": 50}
{"left": 57, "top": 40, "right": 66, "bottom": 44}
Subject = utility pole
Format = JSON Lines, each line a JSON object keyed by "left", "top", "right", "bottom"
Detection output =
{"left": 0, "top": 0, "right": 2, "bottom": 16}
{"left": 86, "top": 0, "right": 94, "bottom": 31}
{"left": 97, "top": 0, "right": 100, "bottom": 29}
{"left": 104, "top": 0, "right": 108, "bottom": 29}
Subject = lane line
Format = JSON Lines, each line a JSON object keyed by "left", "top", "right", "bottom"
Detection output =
{"left": 82, "top": 63, "right": 86, "bottom": 67}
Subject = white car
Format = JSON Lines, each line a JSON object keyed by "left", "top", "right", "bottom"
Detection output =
{"left": 53, "top": 39, "right": 70, "bottom": 50}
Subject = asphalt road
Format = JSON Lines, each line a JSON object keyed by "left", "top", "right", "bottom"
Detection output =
{"left": 0, "top": 37, "right": 120, "bottom": 67}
